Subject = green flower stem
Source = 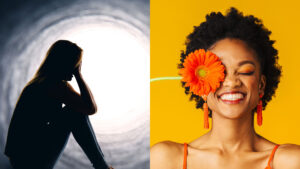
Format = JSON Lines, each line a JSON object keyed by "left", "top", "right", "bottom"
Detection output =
{"left": 150, "top": 76, "right": 182, "bottom": 82}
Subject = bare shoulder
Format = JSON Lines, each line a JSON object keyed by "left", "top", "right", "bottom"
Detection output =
{"left": 150, "top": 141, "right": 184, "bottom": 169}
{"left": 274, "top": 144, "right": 300, "bottom": 169}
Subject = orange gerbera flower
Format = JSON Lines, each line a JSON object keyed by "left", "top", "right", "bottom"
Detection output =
{"left": 179, "top": 49, "right": 225, "bottom": 96}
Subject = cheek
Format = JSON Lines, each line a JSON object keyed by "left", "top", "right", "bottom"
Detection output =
{"left": 206, "top": 92, "right": 219, "bottom": 111}
{"left": 242, "top": 76, "right": 261, "bottom": 106}
{"left": 242, "top": 76, "right": 260, "bottom": 93}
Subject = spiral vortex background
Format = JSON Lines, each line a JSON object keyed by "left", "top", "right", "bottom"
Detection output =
{"left": 0, "top": 0, "right": 149, "bottom": 169}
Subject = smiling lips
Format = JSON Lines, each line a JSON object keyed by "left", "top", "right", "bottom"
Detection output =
{"left": 219, "top": 92, "right": 245, "bottom": 104}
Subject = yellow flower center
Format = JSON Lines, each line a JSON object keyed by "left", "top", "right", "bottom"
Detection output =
{"left": 198, "top": 69, "right": 206, "bottom": 77}
{"left": 197, "top": 68, "right": 207, "bottom": 78}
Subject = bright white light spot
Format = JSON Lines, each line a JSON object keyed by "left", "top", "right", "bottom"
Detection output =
{"left": 61, "top": 21, "right": 149, "bottom": 134}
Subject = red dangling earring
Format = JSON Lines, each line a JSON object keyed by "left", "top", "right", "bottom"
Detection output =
{"left": 257, "top": 94, "right": 263, "bottom": 126}
{"left": 202, "top": 95, "right": 209, "bottom": 129}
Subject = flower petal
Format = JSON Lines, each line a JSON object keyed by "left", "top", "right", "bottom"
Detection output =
{"left": 180, "top": 49, "right": 225, "bottom": 96}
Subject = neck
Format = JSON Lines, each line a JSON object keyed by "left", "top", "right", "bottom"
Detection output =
{"left": 207, "top": 112, "right": 258, "bottom": 153}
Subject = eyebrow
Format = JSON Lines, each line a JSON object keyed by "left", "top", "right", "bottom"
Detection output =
{"left": 238, "top": 60, "right": 256, "bottom": 67}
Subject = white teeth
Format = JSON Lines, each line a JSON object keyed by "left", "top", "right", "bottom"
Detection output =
{"left": 220, "top": 93, "right": 244, "bottom": 101}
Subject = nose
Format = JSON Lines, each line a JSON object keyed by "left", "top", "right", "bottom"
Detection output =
{"left": 222, "top": 72, "right": 242, "bottom": 88}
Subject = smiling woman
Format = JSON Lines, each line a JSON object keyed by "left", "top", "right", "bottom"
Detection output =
{"left": 150, "top": 7, "right": 300, "bottom": 169}
{"left": 207, "top": 38, "right": 264, "bottom": 120}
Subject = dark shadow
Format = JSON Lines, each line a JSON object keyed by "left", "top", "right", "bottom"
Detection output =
{"left": 4, "top": 40, "right": 110, "bottom": 169}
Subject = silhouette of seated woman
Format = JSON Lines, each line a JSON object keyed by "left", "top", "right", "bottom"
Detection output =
{"left": 5, "top": 40, "right": 112, "bottom": 169}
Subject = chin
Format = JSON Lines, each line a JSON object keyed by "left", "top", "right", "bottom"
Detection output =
{"left": 214, "top": 109, "right": 246, "bottom": 119}
{"left": 211, "top": 104, "right": 255, "bottom": 120}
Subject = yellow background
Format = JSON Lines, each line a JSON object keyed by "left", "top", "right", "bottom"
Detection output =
{"left": 150, "top": 0, "right": 300, "bottom": 146}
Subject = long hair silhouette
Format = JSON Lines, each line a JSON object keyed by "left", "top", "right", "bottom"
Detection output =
{"left": 5, "top": 40, "right": 111, "bottom": 169}
{"left": 29, "top": 40, "right": 82, "bottom": 84}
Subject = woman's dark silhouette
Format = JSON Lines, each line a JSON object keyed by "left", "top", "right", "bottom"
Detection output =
{"left": 4, "top": 40, "right": 111, "bottom": 169}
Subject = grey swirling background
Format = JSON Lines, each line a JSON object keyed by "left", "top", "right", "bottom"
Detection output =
{"left": 0, "top": 0, "right": 149, "bottom": 169}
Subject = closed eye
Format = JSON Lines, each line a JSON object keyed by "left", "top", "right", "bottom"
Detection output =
{"left": 239, "top": 71, "right": 254, "bottom": 75}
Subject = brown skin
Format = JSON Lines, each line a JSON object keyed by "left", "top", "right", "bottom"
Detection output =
{"left": 150, "top": 38, "right": 300, "bottom": 169}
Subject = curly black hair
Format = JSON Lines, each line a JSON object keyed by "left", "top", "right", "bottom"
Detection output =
{"left": 178, "top": 7, "right": 282, "bottom": 115}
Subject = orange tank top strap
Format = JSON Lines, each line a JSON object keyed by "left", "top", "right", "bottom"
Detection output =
{"left": 265, "top": 144, "right": 280, "bottom": 169}
{"left": 183, "top": 143, "right": 188, "bottom": 169}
